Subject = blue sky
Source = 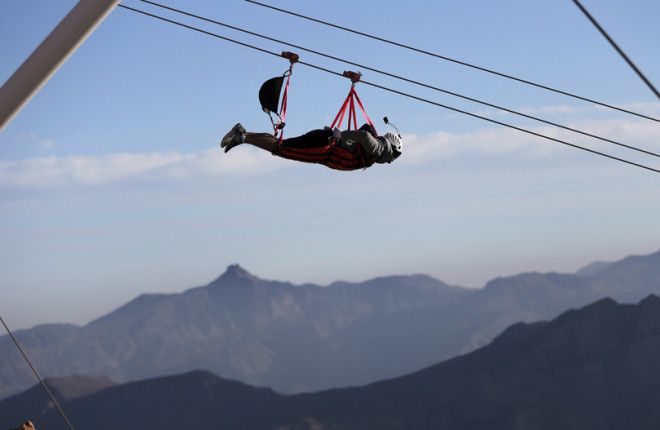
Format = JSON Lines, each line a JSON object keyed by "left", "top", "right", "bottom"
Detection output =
{"left": 1, "top": 0, "right": 659, "bottom": 329}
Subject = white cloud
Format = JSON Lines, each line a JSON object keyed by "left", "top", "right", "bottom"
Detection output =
{"left": 38, "top": 139, "right": 55, "bottom": 149}
{"left": 401, "top": 117, "right": 660, "bottom": 165}
{"left": 0, "top": 147, "right": 287, "bottom": 189}
{"left": 1, "top": 116, "right": 658, "bottom": 189}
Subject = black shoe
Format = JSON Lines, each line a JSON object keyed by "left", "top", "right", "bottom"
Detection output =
{"left": 220, "top": 123, "right": 246, "bottom": 150}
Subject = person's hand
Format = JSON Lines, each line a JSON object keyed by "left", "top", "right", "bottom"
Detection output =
{"left": 332, "top": 127, "right": 342, "bottom": 140}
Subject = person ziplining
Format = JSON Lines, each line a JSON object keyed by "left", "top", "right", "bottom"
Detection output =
{"left": 220, "top": 52, "right": 403, "bottom": 170}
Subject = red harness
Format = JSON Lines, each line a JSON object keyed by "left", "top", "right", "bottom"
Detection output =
{"left": 276, "top": 138, "right": 372, "bottom": 171}
{"left": 276, "top": 74, "right": 378, "bottom": 171}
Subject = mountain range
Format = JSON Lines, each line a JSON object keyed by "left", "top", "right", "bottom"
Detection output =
{"left": 4, "top": 295, "right": 660, "bottom": 430}
{"left": 1, "top": 249, "right": 658, "bottom": 400}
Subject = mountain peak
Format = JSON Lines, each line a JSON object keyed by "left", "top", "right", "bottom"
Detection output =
{"left": 209, "top": 264, "right": 260, "bottom": 287}
{"left": 224, "top": 264, "right": 256, "bottom": 278}
{"left": 640, "top": 294, "right": 660, "bottom": 307}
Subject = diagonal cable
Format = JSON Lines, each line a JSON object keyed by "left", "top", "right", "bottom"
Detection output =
{"left": 116, "top": 4, "right": 660, "bottom": 174}
{"left": 1, "top": 315, "right": 76, "bottom": 430}
{"left": 243, "top": 0, "right": 660, "bottom": 123}
{"left": 133, "top": 0, "right": 660, "bottom": 159}
{"left": 572, "top": 0, "right": 660, "bottom": 100}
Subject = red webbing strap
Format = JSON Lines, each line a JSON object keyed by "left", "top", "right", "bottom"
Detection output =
{"left": 352, "top": 90, "right": 376, "bottom": 132}
{"left": 329, "top": 86, "right": 376, "bottom": 133}
{"left": 331, "top": 90, "right": 352, "bottom": 129}
{"left": 349, "top": 88, "right": 358, "bottom": 130}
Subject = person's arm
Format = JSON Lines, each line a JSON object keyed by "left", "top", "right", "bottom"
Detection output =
{"left": 340, "top": 130, "right": 396, "bottom": 163}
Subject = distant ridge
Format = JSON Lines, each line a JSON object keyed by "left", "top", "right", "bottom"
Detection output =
{"left": 576, "top": 260, "right": 612, "bottom": 277}
{"left": 7, "top": 295, "right": 660, "bottom": 430}
{"left": 0, "top": 375, "right": 114, "bottom": 429}
{"left": 0, "top": 249, "right": 659, "bottom": 400}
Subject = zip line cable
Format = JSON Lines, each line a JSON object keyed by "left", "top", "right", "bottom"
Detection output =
{"left": 0, "top": 315, "right": 76, "bottom": 430}
{"left": 133, "top": 0, "right": 660, "bottom": 159}
{"left": 358, "top": 79, "right": 658, "bottom": 174}
{"left": 244, "top": 0, "right": 660, "bottom": 123}
{"left": 572, "top": 0, "right": 660, "bottom": 100}
{"left": 116, "top": 4, "right": 660, "bottom": 174}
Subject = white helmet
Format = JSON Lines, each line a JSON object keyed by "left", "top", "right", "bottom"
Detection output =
{"left": 384, "top": 132, "right": 402, "bottom": 153}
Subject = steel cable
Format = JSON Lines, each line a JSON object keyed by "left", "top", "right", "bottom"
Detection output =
{"left": 244, "top": 0, "right": 660, "bottom": 123}
{"left": 572, "top": 0, "right": 659, "bottom": 100}
{"left": 1, "top": 315, "right": 75, "bottom": 430}
{"left": 133, "top": 0, "right": 660, "bottom": 158}
{"left": 117, "top": 4, "right": 660, "bottom": 174}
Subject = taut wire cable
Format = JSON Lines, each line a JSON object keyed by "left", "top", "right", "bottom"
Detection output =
{"left": 244, "top": 0, "right": 660, "bottom": 122}
{"left": 571, "top": 0, "right": 659, "bottom": 100}
{"left": 116, "top": 4, "right": 660, "bottom": 174}
{"left": 0, "top": 314, "right": 76, "bottom": 430}
{"left": 133, "top": 0, "right": 660, "bottom": 158}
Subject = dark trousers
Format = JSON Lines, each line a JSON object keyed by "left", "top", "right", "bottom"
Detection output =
{"left": 282, "top": 129, "right": 333, "bottom": 148}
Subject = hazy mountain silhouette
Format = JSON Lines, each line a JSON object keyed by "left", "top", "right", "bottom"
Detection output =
{"left": 576, "top": 260, "right": 611, "bottom": 277}
{"left": 589, "top": 250, "right": 660, "bottom": 301}
{"left": 0, "top": 375, "right": 114, "bottom": 429}
{"left": 0, "top": 265, "right": 466, "bottom": 399}
{"left": 1, "top": 250, "right": 658, "bottom": 400}
{"left": 8, "top": 295, "right": 660, "bottom": 430}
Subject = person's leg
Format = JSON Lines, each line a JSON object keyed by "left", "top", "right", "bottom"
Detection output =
{"left": 222, "top": 126, "right": 331, "bottom": 154}
{"left": 220, "top": 123, "right": 278, "bottom": 153}
{"left": 224, "top": 132, "right": 277, "bottom": 153}
{"left": 280, "top": 129, "right": 332, "bottom": 149}
{"left": 241, "top": 129, "right": 330, "bottom": 154}
{"left": 274, "top": 129, "right": 333, "bottom": 165}
{"left": 241, "top": 132, "right": 278, "bottom": 152}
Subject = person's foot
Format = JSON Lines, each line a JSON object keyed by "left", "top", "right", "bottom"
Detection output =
{"left": 220, "top": 123, "right": 246, "bottom": 152}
